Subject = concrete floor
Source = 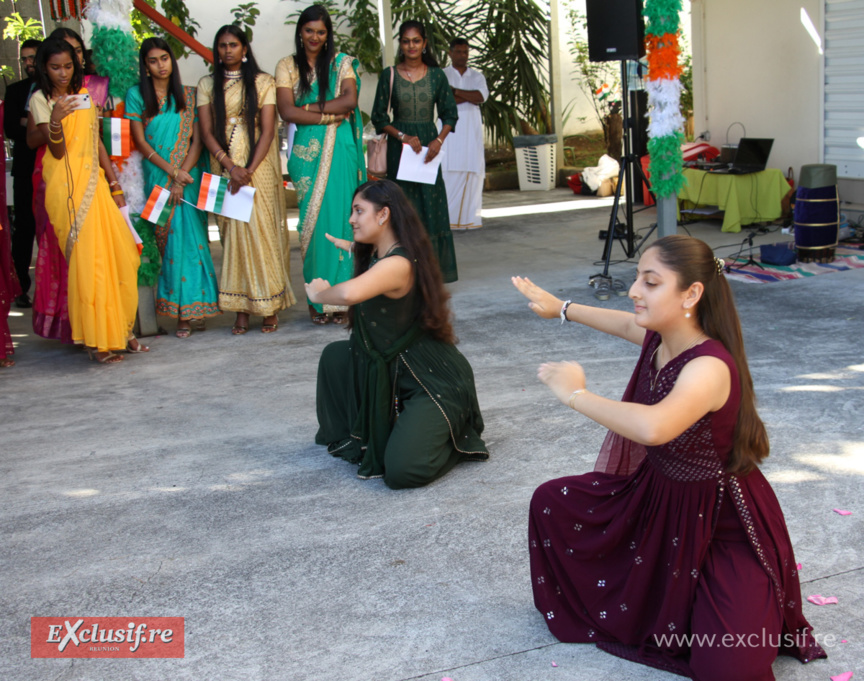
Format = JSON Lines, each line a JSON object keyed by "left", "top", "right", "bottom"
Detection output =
{"left": 2, "top": 189, "right": 861, "bottom": 680}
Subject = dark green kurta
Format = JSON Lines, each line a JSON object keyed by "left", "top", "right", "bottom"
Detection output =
{"left": 371, "top": 67, "right": 459, "bottom": 283}
{"left": 315, "top": 250, "right": 487, "bottom": 489}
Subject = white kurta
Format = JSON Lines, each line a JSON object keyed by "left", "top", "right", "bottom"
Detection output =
{"left": 441, "top": 66, "right": 488, "bottom": 229}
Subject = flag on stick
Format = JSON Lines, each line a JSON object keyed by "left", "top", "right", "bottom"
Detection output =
{"left": 140, "top": 185, "right": 172, "bottom": 227}
{"left": 102, "top": 117, "right": 130, "bottom": 158}
{"left": 196, "top": 173, "right": 228, "bottom": 214}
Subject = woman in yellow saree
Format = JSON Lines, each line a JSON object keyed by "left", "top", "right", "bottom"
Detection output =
{"left": 28, "top": 38, "right": 143, "bottom": 363}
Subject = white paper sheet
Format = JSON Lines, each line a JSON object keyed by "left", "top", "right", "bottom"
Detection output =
{"left": 395, "top": 144, "right": 443, "bottom": 185}
{"left": 184, "top": 185, "right": 256, "bottom": 223}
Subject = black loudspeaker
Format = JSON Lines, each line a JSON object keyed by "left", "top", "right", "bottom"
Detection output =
{"left": 586, "top": 0, "right": 646, "bottom": 62}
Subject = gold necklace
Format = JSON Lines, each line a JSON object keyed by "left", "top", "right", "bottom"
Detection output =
{"left": 649, "top": 332, "right": 707, "bottom": 392}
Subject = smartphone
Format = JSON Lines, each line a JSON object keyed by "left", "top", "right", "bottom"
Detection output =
{"left": 66, "top": 94, "right": 92, "bottom": 111}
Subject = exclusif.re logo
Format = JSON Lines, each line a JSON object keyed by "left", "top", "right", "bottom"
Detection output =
{"left": 31, "top": 617, "right": 184, "bottom": 658}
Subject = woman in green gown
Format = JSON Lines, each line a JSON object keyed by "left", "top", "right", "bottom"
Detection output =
{"left": 277, "top": 4, "right": 366, "bottom": 325}
{"left": 308, "top": 179, "right": 488, "bottom": 489}
{"left": 370, "top": 20, "right": 459, "bottom": 283}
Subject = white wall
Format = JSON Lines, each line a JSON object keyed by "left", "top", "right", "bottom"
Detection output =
{"left": 692, "top": 0, "right": 822, "bottom": 174}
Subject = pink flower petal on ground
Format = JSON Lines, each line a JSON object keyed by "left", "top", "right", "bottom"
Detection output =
{"left": 551, "top": 661, "right": 558, "bottom": 667}
{"left": 841, "top": 639, "right": 848, "bottom": 643}
{"left": 796, "top": 563, "right": 802, "bottom": 571}
{"left": 442, "top": 678, "right": 454, "bottom": 681}
{"left": 807, "top": 594, "right": 839, "bottom": 606}
{"left": 830, "top": 673, "right": 853, "bottom": 681}
{"left": 833, "top": 509, "right": 853, "bottom": 516}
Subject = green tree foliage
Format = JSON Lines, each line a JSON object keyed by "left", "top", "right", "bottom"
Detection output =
{"left": 131, "top": 0, "right": 202, "bottom": 59}
{"left": 231, "top": 3, "right": 261, "bottom": 44}
{"left": 284, "top": 0, "right": 551, "bottom": 147}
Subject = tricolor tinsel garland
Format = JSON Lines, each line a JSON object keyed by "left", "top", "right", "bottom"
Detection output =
{"left": 50, "top": 0, "right": 87, "bottom": 21}
{"left": 86, "top": 0, "right": 140, "bottom": 99}
{"left": 644, "top": 0, "right": 685, "bottom": 198}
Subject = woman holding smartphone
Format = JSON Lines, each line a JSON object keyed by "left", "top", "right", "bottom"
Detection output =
{"left": 27, "top": 38, "right": 145, "bottom": 363}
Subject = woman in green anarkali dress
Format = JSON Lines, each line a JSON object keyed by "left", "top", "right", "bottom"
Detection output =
{"left": 277, "top": 4, "right": 366, "bottom": 325}
{"left": 308, "top": 180, "right": 487, "bottom": 489}
{"left": 371, "top": 20, "right": 459, "bottom": 283}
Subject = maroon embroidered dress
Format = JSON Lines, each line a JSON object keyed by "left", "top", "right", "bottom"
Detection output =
{"left": 529, "top": 331, "right": 825, "bottom": 679}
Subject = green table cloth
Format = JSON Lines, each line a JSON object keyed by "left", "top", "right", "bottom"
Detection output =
{"left": 677, "top": 168, "right": 791, "bottom": 233}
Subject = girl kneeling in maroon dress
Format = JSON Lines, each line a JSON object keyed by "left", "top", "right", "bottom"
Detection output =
{"left": 512, "top": 235, "right": 825, "bottom": 680}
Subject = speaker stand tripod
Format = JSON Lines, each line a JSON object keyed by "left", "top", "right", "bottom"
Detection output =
{"left": 728, "top": 230, "right": 765, "bottom": 271}
{"left": 590, "top": 60, "right": 657, "bottom": 299}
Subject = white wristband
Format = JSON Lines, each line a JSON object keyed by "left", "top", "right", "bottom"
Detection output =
{"left": 560, "top": 299, "right": 572, "bottom": 324}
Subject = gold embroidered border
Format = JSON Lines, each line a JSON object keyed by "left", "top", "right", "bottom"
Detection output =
{"left": 299, "top": 56, "right": 353, "bottom": 259}
{"left": 66, "top": 110, "right": 100, "bottom": 261}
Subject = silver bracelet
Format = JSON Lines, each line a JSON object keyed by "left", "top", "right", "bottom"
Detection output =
{"left": 568, "top": 389, "right": 586, "bottom": 410}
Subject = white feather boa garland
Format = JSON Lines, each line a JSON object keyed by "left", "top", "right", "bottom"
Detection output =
{"left": 646, "top": 78, "right": 685, "bottom": 138}
{"left": 84, "top": 0, "right": 135, "bottom": 32}
{"left": 117, "top": 151, "right": 146, "bottom": 216}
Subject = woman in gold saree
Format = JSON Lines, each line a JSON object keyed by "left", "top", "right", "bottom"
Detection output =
{"left": 198, "top": 25, "right": 295, "bottom": 335}
{"left": 28, "top": 38, "right": 143, "bottom": 364}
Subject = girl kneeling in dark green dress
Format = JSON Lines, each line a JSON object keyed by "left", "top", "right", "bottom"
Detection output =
{"left": 307, "top": 179, "right": 488, "bottom": 488}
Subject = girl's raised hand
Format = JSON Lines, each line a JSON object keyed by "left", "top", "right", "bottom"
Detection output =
{"left": 512, "top": 276, "right": 564, "bottom": 320}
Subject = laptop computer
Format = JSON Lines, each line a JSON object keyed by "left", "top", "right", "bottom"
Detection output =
{"left": 710, "top": 138, "right": 774, "bottom": 174}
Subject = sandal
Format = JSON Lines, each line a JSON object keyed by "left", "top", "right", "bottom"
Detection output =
{"left": 309, "top": 305, "right": 330, "bottom": 325}
{"left": 0, "top": 358, "right": 15, "bottom": 368}
{"left": 232, "top": 313, "right": 249, "bottom": 335}
{"left": 87, "top": 349, "right": 123, "bottom": 364}
{"left": 126, "top": 337, "right": 150, "bottom": 353}
{"left": 611, "top": 279, "right": 629, "bottom": 296}
{"left": 262, "top": 315, "right": 279, "bottom": 334}
{"left": 175, "top": 327, "right": 192, "bottom": 339}
{"left": 330, "top": 311, "right": 348, "bottom": 325}
{"left": 191, "top": 319, "right": 206, "bottom": 332}
{"left": 593, "top": 278, "right": 612, "bottom": 301}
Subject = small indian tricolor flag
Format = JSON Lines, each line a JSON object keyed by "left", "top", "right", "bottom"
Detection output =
{"left": 140, "top": 185, "right": 172, "bottom": 227}
{"left": 103, "top": 117, "right": 130, "bottom": 158}
{"left": 197, "top": 172, "right": 228, "bottom": 214}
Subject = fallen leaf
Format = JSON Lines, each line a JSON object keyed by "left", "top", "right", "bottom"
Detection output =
{"left": 806, "top": 594, "right": 839, "bottom": 606}
{"left": 833, "top": 509, "right": 853, "bottom": 516}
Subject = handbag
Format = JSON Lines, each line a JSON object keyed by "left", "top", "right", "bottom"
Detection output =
{"left": 366, "top": 67, "right": 394, "bottom": 177}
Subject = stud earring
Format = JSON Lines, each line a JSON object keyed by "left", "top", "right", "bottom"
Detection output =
{"left": 684, "top": 311, "right": 691, "bottom": 318}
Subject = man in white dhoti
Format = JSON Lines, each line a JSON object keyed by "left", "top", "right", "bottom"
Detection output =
{"left": 441, "top": 39, "right": 488, "bottom": 230}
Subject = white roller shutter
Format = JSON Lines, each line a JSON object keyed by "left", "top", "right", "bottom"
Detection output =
{"left": 824, "top": 0, "right": 864, "bottom": 178}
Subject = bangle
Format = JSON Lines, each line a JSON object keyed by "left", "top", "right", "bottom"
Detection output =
{"left": 111, "top": 190, "right": 125, "bottom": 196}
{"left": 215, "top": 150, "right": 226, "bottom": 162}
{"left": 146, "top": 151, "right": 156, "bottom": 162}
{"left": 48, "top": 135, "right": 64, "bottom": 144}
{"left": 172, "top": 168, "right": 179, "bottom": 179}
{"left": 228, "top": 165, "right": 237, "bottom": 175}
{"left": 397, "top": 131, "right": 404, "bottom": 140}
{"left": 49, "top": 120, "right": 62, "bottom": 129}
{"left": 568, "top": 389, "right": 586, "bottom": 410}
{"left": 109, "top": 180, "right": 120, "bottom": 187}
{"left": 436, "top": 136, "right": 444, "bottom": 145}
{"left": 560, "top": 299, "right": 572, "bottom": 324}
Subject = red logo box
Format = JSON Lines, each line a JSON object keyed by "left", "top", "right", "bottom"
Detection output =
{"left": 31, "top": 617, "right": 184, "bottom": 658}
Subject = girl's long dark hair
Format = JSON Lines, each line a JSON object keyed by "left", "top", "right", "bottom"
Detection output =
{"left": 35, "top": 38, "right": 83, "bottom": 98}
{"left": 212, "top": 25, "right": 262, "bottom": 166}
{"left": 348, "top": 179, "right": 454, "bottom": 344}
{"left": 649, "top": 235, "right": 769, "bottom": 475}
{"left": 48, "top": 27, "right": 96, "bottom": 75}
{"left": 138, "top": 38, "right": 185, "bottom": 119}
{"left": 292, "top": 4, "right": 335, "bottom": 110}
{"left": 397, "top": 20, "right": 439, "bottom": 67}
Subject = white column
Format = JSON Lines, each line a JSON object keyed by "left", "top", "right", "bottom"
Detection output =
{"left": 377, "top": 0, "right": 395, "bottom": 68}
{"left": 549, "top": 0, "right": 564, "bottom": 171}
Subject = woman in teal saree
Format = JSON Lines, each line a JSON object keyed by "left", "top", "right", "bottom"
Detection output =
{"left": 276, "top": 4, "right": 366, "bottom": 325}
{"left": 126, "top": 38, "right": 219, "bottom": 338}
